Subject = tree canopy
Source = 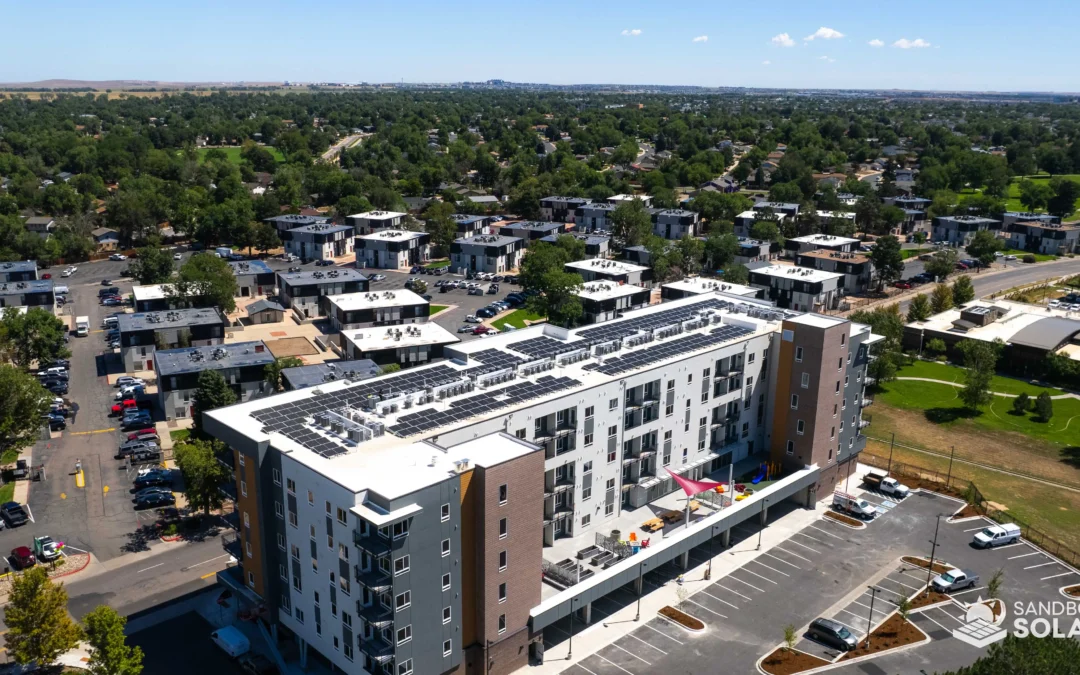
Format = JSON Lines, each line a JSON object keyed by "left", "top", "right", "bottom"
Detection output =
{"left": 173, "top": 252, "right": 238, "bottom": 313}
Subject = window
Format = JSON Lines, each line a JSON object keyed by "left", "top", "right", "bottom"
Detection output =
{"left": 687, "top": 373, "right": 693, "bottom": 383}
{"left": 833, "top": 404, "right": 838, "bottom": 416}
{"left": 795, "top": 346, "right": 803, "bottom": 362}
{"left": 699, "top": 416, "right": 707, "bottom": 428}
{"left": 327, "top": 534, "right": 333, "bottom": 549}
{"left": 608, "top": 449, "right": 617, "bottom": 463}
{"left": 238, "top": 453, "right": 245, "bottom": 467}
{"left": 840, "top": 420, "right": 845, "bottom": 432}
{"left": 277, "top": 533, "right": 285, "bottom": 550}
{"left": 498, "top": 484, "right": 507, "bottom": 504}
{"left": 831, "top": 426, "right": 836, "bottom": 439}
{"left": 790, "top": 394, "right": 799, "bottom": 409}
{"left": 515, "top": 428, "right": 526, "bottom": 439}
{"left": 443, "top": 639, "right": 452, "bottom": 657}
{"left": 786, "top": 440, "right": 794, "bottom": 456}
{"left": 397, "top": 660, "right": 413, "bottom": 675}
{"left": 608, "top": 425, "right": 617, "bottom": 437}
{"left": 442, "top": 573, "right": 451, "bottom": 591}
{"left": 338, "top": 543, "right": 349, "bottom": 562}
{"left": 275, "top": 501, "right": 283, "bottom": 518}
{"left": 396, "top": 625, "right": 412, "bottom": 645}
{"left": 748, "top": 353, "right": 756, "bottom": 363}
{"left": 582, "top": 461, "right": 592, "bottom": 474}
{"left": 325, "top": 501, "right": 331, "bottom": 514}
{"left": 395, "top": 591, "right": 411, "bottom": 611}
{"left": 581, "top": 514, "right": 591, "bottom": 527}
{"left": 838, "top": 357, "right": 843, "bottom": 371}
{"left": 290, "top": 544, "right": 300, "bottom": 561}
{"left": 585, "top": 406, "right": 594, "bottom": 418}
{"left": 499, "top": 518, "right": 507, "bottom": 539}
{"left": 272, "top": 468, "right": 281, "bottom": 485}
{"left": 499, "top": 550, "right": 507, "bottom": 570}
{"left": 801, "top": 373, "right": 809, "bottom": 388}
{"left": 337, "top": 507, "right": 347, "bottom": 525}
{"left": 441, "top": 503, "right": 450, "bottom": 522}
{"left": 443, "top": 606, "right": 452, "bottom": 624}
{"left": 288, "top": 512, "right": 298, "bottom": 528}
{"left": 835, "top": 381, "right": 841, "bottom": 395}
{"left": 841, "top": 333, "right": 846, "bottom": 345}
{"left": 295, "top": 608, "right": 304, "bottom": 624}
{"left": 307, "top": 490, "right": 313, "bottom": 505}
{"left": 845, "top": 375, "right": 850, "bottom": 387}
{"left": 279, "top": 564, "right": 288, "bottom": 580}
{"left": 441, "top": 539, "right": 451, "bottom": 557}
{"left": 584, "top": 433, "right": 594, "bottom": 446}
{"left": 498, "top": 614, "right": 506, "bottom": 634}
{"left": 240, "top": 480, "right": 247, "bottom": 497}
{"left": 682, "top": 448, "right": 688, "bottom": 463}
{"left": 286, "top": 478, "right": 295, "bottom": 495}
{"left": 797, "top": 420, "right": 805, "bottom": 435}
{"left": 828, "top": 448, "right": 834, "bottom": 461}
{"left": 609, "top": 398, "right": 618, "bottom": 410}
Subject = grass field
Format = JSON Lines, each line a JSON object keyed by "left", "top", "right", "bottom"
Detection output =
{"left": 425, "top": 260, "right": 451, "bottom": 269}
{"left": 429, "top": 305, "right": 448, "bottom": 315}
{"left": 998, "top": 248, "right": 1058, "bottom": 262}
{"left": 1005, "top": 174, "right": 1080, "bottom": 217}
{"left": 197, "top": 146, "right": 284, "bottom": 165}
{"left": 170, "top": 429, "right": 191, "bottom": 443}
{"left": 900, "top": 247, "right": 932, "bottom": 260}
{"left": 499, "top": 309, "right": 544, "bottom": 329}
{"left": 0, "top": 481, "right": 14, "bottom": 504}
{"left": 895, "top": 360, "right": 1064, "bottom": 398}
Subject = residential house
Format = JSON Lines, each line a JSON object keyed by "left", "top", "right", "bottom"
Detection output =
{"left": 323, "top": 289, "right": 430, "bottom": 332}
{"left": 747, "top": 264, "right": 844, "bottom": 311}
{"left": 116, "top": 307, "right": 226, "bottom": 372}
{"left": 540, "top": 197, "right": 591, "bottom": 223}
{"left": 651, "top": 209, "right": 700, "bottom": 240}
{"left": 245, "top": 299, "right": 286, "bottom": 325}
{"left": 91, "top": 227, "right": 120, "bottom": 251}
{"left": 346, "top": 211, "right": 407, "bottom": 235}
{"left": 795, "top": 250, "right": 875, "bottom": 295}
{"left": 284, "top": 223, "right": 355, "bottom": 261}
{"left": 24, "top": 217, "right": 56, "bottom": 239}
{"left": 229, "top": 260, "right": 277, "bottom": 298}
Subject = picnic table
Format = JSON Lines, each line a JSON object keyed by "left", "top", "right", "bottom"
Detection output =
{"left": 641, "top": 517, "right": 664, "bottom": 532}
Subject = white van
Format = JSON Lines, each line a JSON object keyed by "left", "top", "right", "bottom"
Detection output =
{"left": 210, "top": 625, "right": 250, "bottom": 658}
{"left": 53, "top": 285, "right": 69, "bottom": 295}
{"left": 833, "top": 492, "right": 877, "bottom": 519}
{"left": 973, "top": 523, "right": 1021, "bottom": 549}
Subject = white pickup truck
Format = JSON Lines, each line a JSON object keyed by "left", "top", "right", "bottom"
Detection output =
{"left": 833, "top": 492, "right": 877, "bottom": 519}
{"left": 863, "top": 471, "right": 911, "bottom": 498}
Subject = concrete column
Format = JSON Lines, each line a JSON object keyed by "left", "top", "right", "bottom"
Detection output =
{"left": 677, "top": 551, "right": 690, "bottom": 569}
{"left": 299, "top": 638, "right": 308, "bottom": 668}
{"left": 270, "top": 623, "right": 278, "bottom": 642}
{"left": 759, "top": 506, "right": 769, "bottom": 526}
{"left": 634, "top": 575, "right": 644, "bottom": 596}
{"left": 721, "top": 528, "right": 731, "bottom": 547}
{"left": 581, "top": 602, "right": 592, "bottom": 625}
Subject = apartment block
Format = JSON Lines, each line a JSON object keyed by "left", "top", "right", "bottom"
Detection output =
{"left": 451, "top": 214, "right": 492, "bottom": 238}
{"left": 794, "top": 250, "right": 874, "bottom": 295}
{"left": 155, "top": 341, "right": 274, "bottom": 419}
{"left": 573, "top": 203, "right": 616, "bottom": 233}
{"left": 356, "top": 230, "right": 431, "bottom": 270}
{"left": 342, "top": 323, "right": 460, "bottom": 368}
{"left": 573, "top": 281, "right": 651, "bottom": 325}
{"left": 0, "top": 279, "right": 54, "bottom": 313}
{"left": 500, "top": 221, "right": 563, "bottom": 241}
{"left": 931, "top": 215, "right": 1002, "bottom": 246}
{"left": 540, "top": 196, "right": 591, "bottom": 223}
{"left": 564, "top": 258, "right": 652, "bottom": 288}
{"left": 323, "top": 290, "right": 430, "bottom": 332}
{"left": 450, "top": 235, "right": 525, "bottom": 274}
{"left": 116, "top": 307, "right": 226, "bottom": 372}
{"left": 1005, "top": 220, "right": 1080, "bottom": 255}
{"left": 783, "top": 234, "right": 860, "bottom": 258}
{"left": 347, "top": 211, "right": 407, "bottom": 235}
{"left": 277, "top": 269, "right": 370, "bottom": 320}
{"left": 229, "top": 260, "right": 277, "bottom": 298}
{"left": 285, "top": 224, "right": 355, "bottom": 261}
{"left": 747, "top": 264, "right": 844, "bottom": 312}
{"left": 0, "top": 260, "right": 38, "bottom": 283}
{"left": 651, "top": 209, "right": 700, "bottom": 240}
{"left": 539, "top": 232, "right": 610, "bottom": 259}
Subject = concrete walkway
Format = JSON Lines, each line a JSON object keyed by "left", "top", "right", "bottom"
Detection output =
{"left": 895, "top": 376, "right": 1079, "bottom": 400}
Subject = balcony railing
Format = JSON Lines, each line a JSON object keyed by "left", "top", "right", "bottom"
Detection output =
{"left": 861, "top": 398, "right": 873, "bottom": 407}
{"left": 354, "top": 565, "right": 392, "bottom": 591}
{"left": 535, "top": 422, "right": 576, "bottom": 440}
{"left": 352, "top": 531, "right": 391, "bottom": 557}
{"left": 858, "top": 419, "right": 871, "bottom": 429}
{"left": 356, "top": 600, "right": 393, "bottom": 624}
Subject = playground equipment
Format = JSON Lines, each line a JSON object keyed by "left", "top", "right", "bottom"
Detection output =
{"left": 751, "top": 462, "right": 781, "bottom": 484}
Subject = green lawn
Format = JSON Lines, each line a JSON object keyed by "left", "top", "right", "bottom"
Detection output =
{"left": 0, "top": 481, "right": 14, "bottom": 504}
{"left": 0, "top": 449, "right": 20, "bottom": 465}
{"left": 196, "top": 146, "right": 284, "bottom": 165}
{"left": 429, "top": 305, "right": 448, "bottom": 315}
{"left": 170, "top": 429, "right": 191, "bottom": 443}
{"left": 1006, "top": 174, "right": 1080, "bottom": 218}
{"left": 901, "top": 247, "right": 932, "bottom": 260}
{"left": 425, "top": 260, "right": 451, "bottom": 269}
{"left": 499, "top": 309, "right": 544, "bottom": 329}
{"left": 895, "top": 360, "right": 1063, "bottom": 398}
{"left": 998, "top": 248, "right": 1058, "bottom": 262}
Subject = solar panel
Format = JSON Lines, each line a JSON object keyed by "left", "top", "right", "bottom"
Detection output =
{"left": 506, "top": 336, "right": 583, "bottom": 360}
{"left": 577, "top": 297, "right": 728, "bottom": 343}
{"left": 589, "top": 325, "right": 752, "bottom": 376}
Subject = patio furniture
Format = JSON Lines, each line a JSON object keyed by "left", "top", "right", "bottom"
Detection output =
{"left": 642, "top": 517, "right": 665, "bottom": 532}
{"left": 661, "top": 509, "right": 683, "bottom": 524}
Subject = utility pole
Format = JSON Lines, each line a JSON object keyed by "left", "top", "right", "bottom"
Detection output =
{"left": 945, "top": 446, "right": 955, "bottom": 487}
{"left": 567, "top": 596, "right": 575, "bottom": 660}
{"left": 924, "top": 515, "right": 942, "bottom": 597}
{"left": 887, "top": 432, "right": 896, "bottom": 474}
{"left": 635, "top": 561, "right": 642, "bottom": 621}
{"left": 865, "top": 586, "right": 881, "bottom": 648}
{"left": 756, "top": 498, "right": 766, "bottom": 550}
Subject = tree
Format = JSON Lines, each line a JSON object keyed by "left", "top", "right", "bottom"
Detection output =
{"left": 1047, "top": 177, "right": 1080, "bottom": 218}
{"left": 926, "top": 338, "right": 947, "bottom": 356}
{"left": 896, "top": 595, "right": 912, "bottom": 623}
{"left": 0, "top": 307, "right": 71, "bottom": 369}
{"left": 749, "top": 219, "right": 782, "bottom": 244}
{"left": 263, "top": 356, "right": 304, "bottom": 392}
{"left": 1018, "top": 179, "right": 1053, "bottom": 211}
{"left": 869, "top": 235, "right": 904, "bottom": 288}
{"left": 252, "top": 222, "right": 281, "bottom": 255}
{"left": 173, "top": 253, "right": 238, "bottom": 313}
{"left": 1035, "top": 391, "right": 1054, "bottom": 422}
{"left": 527, "top": 268, "right": 584, "bottom": 328}
{"left": 924, "top": 248, "right": 958, "bottom": 281}
{"left": 782, "top": 624, "right": 798, "bottom": 651}
{"left": 952, "top": 276, "right": 976, "bottom": 305}
{"left": 421, "top": 201, "right": 458, "bottom": 258}
{"left": 907, "top": 294, "right": 932, "bottom": 322}
{"left": 769, "top": 182, "right": 802, "bottom": 204}
{"left": 703, "top": 232, "right": 739, "bottom": 272}
{"left": 129, "top": 245, "right": 174, "bottom": 285}
{"left": 411, "top": 279, "right": 427, "bottom": 296}
{"left": 83, "top": 605, "right": 144, "bottom": 675}
{"left": 938, "top": 635, "right": 1080, "bottom": 675}
{"left": 0, "top": 364, "right": 52, "bottom": 456}
{"left": 986, "top": 568, "right": 1004, "bottom": 601}
{"left": 173, "top": 438, "right": 231, "bottom": 515}
{"left": 380, "top": 363, "right": 401, "bottom": 375}
{"left": 957, "top": 339, "right": 1002, "bottom": 410}
{"left": 192, "top": 370, "right": 237, "bottom": 436}
{"left": 1012, "top": 392, "right": 1031, "bottom": 415}
{"left": 930, "top": 283, "right": 954, "bottom": 314}
{"left": 645, "top": 236, "right": 674, "bottom": 283}
{"left": 722, "top": 264, "right": 749, "bottom": 284}
{"left": 965, "top": 230, "right": 1003, "bottom": 268}
{"left": 3, "top": 567, "right": 83, "bottom": 667}
{"left": 610, "top": 198, "right": 652, "bottom": 247}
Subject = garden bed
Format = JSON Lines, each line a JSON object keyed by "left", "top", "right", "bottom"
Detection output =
{"left": 824, "top": 511, "right": 866, "bottom": 528}
{"left": 909, "top": 589, "right": 952, "bottom": 610}
{"left": 949, "top": 503, "right": 981, "bottom": 520}
{"left": 901, "top": 556, "right": 951, "bottom": 574}
{"left": 759, "top": 647, "right": 831, "bottom": 675}
{"left": 659, "top": 605, "right": 705, "bottom": 632}
{"left": 1064, "top": 585, "right": 1080, "bottom": 598}
{"left": 839, "top": 613, "right": 926, "bottom": 661}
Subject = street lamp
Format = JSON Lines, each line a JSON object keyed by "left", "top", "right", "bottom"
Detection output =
{"left": 567, "top": 596, "right": 575, "bottom": 660}
{"left": 635, "top": 561, "right": 643, "bottom": 621}
{"left": 864, "top": 586, "right": 882, "bottom": 648}
{"left": 924, "top": 514, "right": 943, "bottom": 597}
{"left": 756, "top": 498, "right": 767, "bottom": 550}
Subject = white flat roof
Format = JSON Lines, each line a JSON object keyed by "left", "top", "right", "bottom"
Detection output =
{"left": 788, "top": 313, "right": 845, "bottom": 329}
{"left": 663, "top": 277, "right": 758, "bottom": 297}
{"left": 327, "top": 289, "right": 428, "bottom": 312}
{"left": 132, "top": 284, "right": 168, "bottom": 301}
{"left": 343, "top": 322, "right": 459, "bottom": 352}
{"left": 815, "top": 211, "right": 856, "bottom": 220}
{"left": 608, "top": 194, "right": 649, "bottom": 202}
{"left": 566, "top": 259, "right": 648, "bottom": 275}
{"left": 750, "top": 264, "right": 844, "bottom": 283}
{"left": 356, "top": 229, "right": 427, "bottom": 242}
{"left": 789, "top": 234, "right": 860, "bottom": 246}
{"left": 575, "top": 281, "right": 648, "bottom": 302}
{"left": 737, "top": 210, "right": 787, "bottom": 221}
{"left": 910, "top": 299, "right": 1080, "bottom": 344}
{"left": 348, "top": 211, "right": 406, "bottom": 221}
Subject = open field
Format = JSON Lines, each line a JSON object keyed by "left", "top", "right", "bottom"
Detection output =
{"left": 998, "top": 248, "right": 1059, "bottom": 262}
{"left": 1006, "top": 173, "right": 1080, "bottom": 217}
{"left": 264, "top": 336, "right": 318, "bottom": 358}
{"left": 500, "top": 308, "right": 544, "bottom": 329}
{"left": 430, "top": 305, "right": 449, "bottom": 315}
{"left": 425, "top": 260, "right": 451, "bottom": 269}
{"left": 901, "top": 247, "right": 932, "bottom": 259}
{"left": 197, "top": 146, "right": 284, "bottom": 164}
{"left": 894, "top": 360, "right": 1064, "bottom": 398}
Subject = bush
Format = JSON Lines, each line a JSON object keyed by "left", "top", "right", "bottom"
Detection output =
{"left": 1012, "top": 393, "right": 1030, "bottom": 415}
{"left": 1022, "top": 254, "right": 1036, "bottom": 264}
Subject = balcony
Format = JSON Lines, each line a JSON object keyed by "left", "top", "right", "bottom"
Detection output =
{"left": 356, "top": 599, "right": 393, "bottom": 624}
{"left": 352, "top": 531, "right": 391, "bottom": 557}
{"left": 545, "top": 474, "right": 575, "bottom": 495}
{"left": 861, "top": 398, "right": 873, "bottom": 408}
{"left": 358, "top": 637, "right": 394, "bottom": 664}
{"left": 354, "top": 565, "right": 392, "bottom": 591}
{"left": 535, "top": 422, "right": 577, "bottom": 441}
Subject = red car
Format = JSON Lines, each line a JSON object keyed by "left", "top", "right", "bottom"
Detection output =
{"left": 10, "top": 546, "right": 35, "bottom": 570}
{"left": 41, "top": 273, "right": 51, "bottom": 280}
{"left": 893, "top": 281, "right": 912, "bottom": 290}
{"left": 111, "top": 399, "right": 138, "bottom": 415}
{"left": 472, "top": 325, "right": 494, "bottom": 335}
{"left": 955, "top": 262, "right": 969, "bottom": 270}
{"left": 127, "top": 429, "right": 159, "bottom": 442}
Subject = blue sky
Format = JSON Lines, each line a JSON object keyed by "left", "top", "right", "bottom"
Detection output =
{"left": 2, "top": 0, "right": 1078, "bottom": 92}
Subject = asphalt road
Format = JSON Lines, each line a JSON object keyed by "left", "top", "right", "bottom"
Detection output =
{"left": 895, "top": 256, "right": 1080, "bottom": 312}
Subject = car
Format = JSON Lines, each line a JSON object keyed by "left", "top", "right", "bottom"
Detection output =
{"left": 458, "top": 325, "right": 475, "bottom": 333}
{"left": 492, "top": 275, "right": 504, "bottom": 283}
{"left": 410, "top": 266, "right": 422, "bottom": 274}
{"left": 1050, "top": 300, "right": 1062, "bottom": 309}
{"left": 101, "top": 278, "right": 113, "bottom": 286}
{"left": 955, "top": 262, "right": 969, "bottom": 271}
{"left": 9, "top": 546, "right": 35, "bottom": 570}
{"left": 42, "top": 359, "right": 70, "bottom": 369}
{"left": 134, "top": 492, "right": 175, "bottom": 509}
{"left": 238, "top": 653, "right": 278, "bottom": 675}
{"left": 121, "top": 414, "right": 153, "bottom": 429}
{"left": 476, "top": 308, "right": 496, "bottom": 319}
{"left": 38, "top": 366, "right": 68, "bottom": 379}
{"left": 116, "top": 376, "right": 146, "bottom": 388}
{"left": 1, "top": 502, "right": 29, "bottom": 527}
{"left": 464, "top": 314, "right": 482, "bottom": 323}
{"left": 115, "top": 385, "right": 145, "bottom": 401}
{"left": 129, "top": 448, "right": 163, "bottom": 464}
{"left": 134, "top": 472, "right": 172, "bottom": 489}
{"left": 1004, "top": 254, "right": 1017, "bottom": 261}
{"left": 109, "top": 253, "right": 128, "bottom": 261}
{"left": 127, "top": 429, "right": 159, "bottom": 442}
{"left": 432, "top": 268, "right": 445, "bottom": 276}
{"left": 369, "top": 274, "right": 387, "bottom": 282}
{"left": 468, "top": 287, "right": 483, "bottom": 296}
{"left": 102, "top": 298, "right": 124, "bottom": 307}
{"left": 316, "top": 259, "right": 335, "bottom": 266}
{"left": 61, "top": 267, "right": 75, "bottom": 277}
{"left": 46, "top": 382, "right": 68, "bottom": 395}
{"left": 282, "top": 253, "right": 299, "bottom": 262}
{"left": 111, "top": 400, "right": 143, "bottom": 416}
{"left": 41, "top": 273, "right": 51, "bottom": 279}
{"left": 487, "top": 284, "right": 499, "bottom": 294}
{"left": 807, "top": 618, "right": 858, "bottom": 652}
{"left": 472, "top": 325, "right": 495, "bottom": 335}
{"left": 893, "top": 281, "right": 912, "bottom": 290}
{"left": 44, "top": 415, "right": 66, "bottom": 431}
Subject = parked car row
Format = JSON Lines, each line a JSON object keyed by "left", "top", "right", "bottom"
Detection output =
{"left": 409, "top": 266, "right": 445, "bottom": 277}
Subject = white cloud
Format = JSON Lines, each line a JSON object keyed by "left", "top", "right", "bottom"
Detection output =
{"left": 621, "top": 29, "right": 642, "bottom": 37}
{"left": 771, "top": 33, "right": 795, "bottom": 47}
{"left": 868, "top": 39, "right": 884, "bottom": 48}
{"left": 893, "top": 38, "right": 931, "bottom": 49}
{"left": 762, "top": 60, "right": 771, "bottom": 66}
{"left": 692, "top": 35, "right": 708, "bottom": 43}
{"left": 804, "top": 27, "right": 844, "bottom": 41}
{"left": 819, "top": 55, "right": 836, "bottom": 63}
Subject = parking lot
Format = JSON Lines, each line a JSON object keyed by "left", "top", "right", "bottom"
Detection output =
{"left": 553, "top": 485, "right": 1080, "bottom": 675}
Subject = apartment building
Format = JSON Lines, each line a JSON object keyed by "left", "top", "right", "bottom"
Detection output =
{"left": 229, "top": 260, "right": 277, "bottom": 298}
{"left": 1001, "top": 211, "right": 1061, "bottom": 228}
{"left": 564, "top": 258, "right": 652, "bottom": 288}
{"left": 0, "top": 260, "right": 38, "bottom": 283}
{"left": 132, "top": 284, "right": 216, "bottom": 313}
{"left": 281, "top": 360, "right": 382, "bottom": 391}
{"left": 0, "top": 279, "right": 54, "bottom": 313}
{"left": 277, "top": 269, "right": 370, "bottom": 320}
{"left": 500, "top": 221, "right": 563, "bottom": 242}
{"left": 265, "top": 214, "right": 332, "bottom": 240}
{"left": 341, "top": 323, "right": 460, "bottom": 367}
{"left": 651, "top": 209, "right": 700, "bottom": 240}
{"left": 324, "top": 290, "right": 430, "bottom": 332}
{"left": 540, "top": 196, "right": 591, "bottom": 223}
{"left": 285, "top": 224, "right": 355, "bottom": 261}
{"left": 355, "top": 230, "right": 431, "bottom": 270}
{"left": 573, "top": 203, "right": 617, "bottom": 233}
{"left": 747, "top": 264, "right": 844, "bottom": 312}
{"left": 347, "top": 211, "right": 407, "bottom": 235}
{"left": 734, "top": 238, "right": 776, "bottom": 266}
{"left": 734, "top": 210, "right": 788, "bottom": 238}
{"left": 206, "top": 293, "right": 878, "bottom": 675}
{"left": 660, "top": 277, "right": 761, "bottom": 302}
{"left": 1005, "top": 220, "right": 1080, "bottom": 255}
{"left": 752, "top": 201, "right": 800, "bottom": 218}
{"left": 155, "top": 341, "right": 274, "bottom": 419}
{"left": 783, "top": 234, "right": 860, "bottom": 258}
{"left": 573, "top": 281, "right": 651, "bottom": 325}
{"left": 451, "top": 214, "right": 492, "bottom": 238}
{"left": 116, "top": 307, "right": 226, "bottom": 372}
{"left": 931, "top": 215, "right": 1002, "bottom": 246}
{"left": 539, "top": 232, "right": 610, "bottom": 259}
{"left": 794, "top": 250, "right": 874, "bottom": 295}
{"left": 607, "top": 194, "right": 652, "bottom": 207}
{"left": 450, "top": 235, "right": 525, "bottom": 274}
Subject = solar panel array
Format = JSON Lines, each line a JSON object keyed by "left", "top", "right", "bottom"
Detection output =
{"left": 507, "top": 336, "right": 584, "bottom": 360}
{"left": 584, "top": 325, "right": 753, "bottom": 376}
{"left": 577, "top": 298, "right": 727, "bottom": 343}
{"left": 389, "top": 375, "right": 579, "bottom": 437}
{"left": 464, "top": 349, "right": 523, "bottom": 375}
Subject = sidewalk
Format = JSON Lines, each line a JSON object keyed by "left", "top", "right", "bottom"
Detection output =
{"left": 527, "top": 463, "right": 878, "bottom": 674}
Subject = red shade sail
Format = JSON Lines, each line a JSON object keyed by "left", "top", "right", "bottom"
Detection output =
{"left": 666, "top": 468, "right": 721, "bottom": 497}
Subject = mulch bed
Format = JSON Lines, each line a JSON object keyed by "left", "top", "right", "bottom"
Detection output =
{"left": 824, "top": 511, "right": 865, "bottom": 527}
{"left": 1064, "top": 585, "right": 1080, "bottom": 598}
{"left": 839, "top": 614, "right": 925, "bottom": 661}
{"left": 888, "top": 472, "right": 967, "bottom": 500}
{"left": 760, "top": 647, "right": 831, "bottom": 675}
{"left": 901, "top": 556, "right": 951, "bottom": 574}
{"left": 950, "top": 504, "right": 981, "bottom": 520}
{"left": 659, "top": 605, "right": 705, "bottom": 631}
{"left": 909, "top": 589, "right": 951, "bottom": 609}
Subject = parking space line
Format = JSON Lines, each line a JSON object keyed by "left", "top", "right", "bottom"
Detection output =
{"left": 785, "top": 539, "right": 820, "bottom": 554}
{"left": 762, "top": 552, "right": 802, "bottom": 569}
{"left": 964, "top": 526, "right": 988, "bottom": 532}
{"left": 712, "top": 584, "right": 752, "bottom": 601}
{"left": 736, "top": 567, "right": 779, "bottom": 585}
{"left": 851, "top": 599, "right": 891, "bottom": 615}
{"left": 837, "top": 609, "right": 870, "bottom": 628}
{"left": 1042, "top": 571, "right": 1078, "bottom": 580}
{"left": 773, "top": 546, "right": 812, "bottom": 563}
{"left": 951, "top": 586, "right": 985, "bottom": 596}
{"left": 987, "top": 542, "right": 1025, "bottom": 551}
{"left": 726, "top": 575, "right": 766, "bottom": 592}
{"left": 750, "top": 559, "right": 790, "bottom": 577}
{"left": 1024, "top": 562, "right": 1060, "bottom": 570}
{"left": 888, "top": 577, "right": 925, "bottom": 591}
{"left": 699, "top": 589, "right": 739, "bottom": 609}
{"left": 920, "top": 612, "right": 951, "bottom": 633}
{"left": 644, "top": 622, "right": 684, "bottom": 645}
{"left": 935, "top": 608, "right": 967, "bottom": 624}
{"left": 611, "top": 643, "right": 651, "bottom": 666}
{"left": 627, "top": 633, "right": 667, "bottom": 655}
{"left": 686, "top": 598, "right": 727, "bottom": 619}
{"left": 794, "top": 531, "right": 827, "bottom": 545}
{"left": 576, "top": 662, "right": 600, "bottom": 675}
{"left": 597, "top": 653, "right": 635, "bottom": 674}
{"left": 863, "top": 593, "right": 898, "bottom": 608}
{"left": 806, "top": 524, "right": 845, "bottom": 540}
{"left": 1008, "top": 552, "right": 1042, "bottom": 560}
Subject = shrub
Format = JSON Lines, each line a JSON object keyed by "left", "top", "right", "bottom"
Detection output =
{"left": 1022, "top": 254, "right": 1036, "bottom": 264}
{"left": 1012, "top": 393, "right": 1030, "bottom": 415}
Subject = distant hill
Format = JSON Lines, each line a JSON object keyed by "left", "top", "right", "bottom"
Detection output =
{"left": 0, "top": 79, "right": 284, "bottom": 89}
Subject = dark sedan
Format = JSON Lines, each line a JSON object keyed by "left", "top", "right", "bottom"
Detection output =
{"left": 134, "top": 492, "right": 176, "bottom": 510}
{"left": 1, "top": 502, "right": 29, "bottom": 527}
